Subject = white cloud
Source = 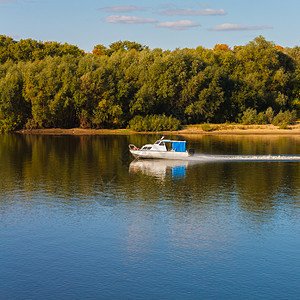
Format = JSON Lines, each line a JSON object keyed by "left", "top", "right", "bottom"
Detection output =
{"left": 100, "top": 6, "right": 145, "bottom": 13}
{"left": 156, "top": 8, "right": 226, "bottom": 16}
{"left": 210, "top": 23, "right": 273, "bottom": 31}
{"left": 104, "top": 15, "right": 157, "bottom": 24}
{"left": 156, "top": 20, "right": 201, "bottom": 31}
{"left": 9, "top": 34, "right": 20, "bottom": 39}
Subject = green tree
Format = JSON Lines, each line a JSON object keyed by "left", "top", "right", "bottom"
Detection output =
{"left": 0, "top": 64, "right": 30, "bottom": 131}
{"left": 231, "top": 36, "right": 294, "bottom": 113}
{"left": 23, "top": 56, "right": 80, "bottom": 128}
{"left": 0, "top": 35, "right": 16, "bottom": 63}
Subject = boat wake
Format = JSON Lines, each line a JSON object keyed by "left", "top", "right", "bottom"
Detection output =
{"left": 129, "top": 155, "right": 299, "bottom": 180}
{"left": 189, "top": 154, "right": 300, "bottom": 162}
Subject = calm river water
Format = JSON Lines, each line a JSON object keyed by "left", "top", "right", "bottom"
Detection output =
{"left": 0, "top": 134, "right": 299, "bottom": 299}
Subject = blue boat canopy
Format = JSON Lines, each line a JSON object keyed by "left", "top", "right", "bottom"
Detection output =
{"left": 164, "top": 140, "right": 186, "bottom": 152}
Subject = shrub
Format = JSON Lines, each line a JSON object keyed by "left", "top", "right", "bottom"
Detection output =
{"left": 278, "top": 123, "right": 289, "bottom": 129}
{"left": 241, "top": 108, "right": 257, "bottom": 125}
{"left": 255, "top": 112, "right": 268, "bottom": 124}
{"left": 0, "top": 114, "right": 23, "bottom": 132}
{"left": 129, "top": 114, "right": 181, "bottom": 132}
{"left": 272, "top": 110, "right": 297, "bottom": 126}
{"left": 201, "top": 123, "right": 212, "bottom": 131}
{"left": 265, "top": 107, "right": 274, "bottom": 124}
{"left": 25, "top": 119, "right": 38, "bottom": 129}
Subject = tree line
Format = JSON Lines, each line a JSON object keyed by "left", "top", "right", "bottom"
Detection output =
{"left": 0, "top": 35, "right": 299, "bottom": 132}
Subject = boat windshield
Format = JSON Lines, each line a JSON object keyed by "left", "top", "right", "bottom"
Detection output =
{"left": 141, "top": 146, "right": 152, "bottom": 150}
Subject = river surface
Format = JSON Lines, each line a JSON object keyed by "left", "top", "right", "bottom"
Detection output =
{"left": 0, "top": 134, "right": 299, "bottom": 299}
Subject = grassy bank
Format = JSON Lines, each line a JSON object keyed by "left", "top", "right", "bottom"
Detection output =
{"left": 14, "top": 123, "right": 300, "bottom": 136}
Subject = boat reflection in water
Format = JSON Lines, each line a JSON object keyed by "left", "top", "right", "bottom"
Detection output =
{"left": 129, "top": 159, "right": 191, "bottom": 179}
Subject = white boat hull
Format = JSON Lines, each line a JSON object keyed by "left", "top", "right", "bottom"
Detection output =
{"left": 130, "top": 149, "right": 189, "bottom": 160}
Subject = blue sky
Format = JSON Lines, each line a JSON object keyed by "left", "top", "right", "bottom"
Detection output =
{"left": 1, "top": 0, "right": 299, "bottom": 52}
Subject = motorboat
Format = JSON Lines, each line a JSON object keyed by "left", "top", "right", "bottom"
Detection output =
{"left": 128, "top": 137, "right": 194, "bottom": 159}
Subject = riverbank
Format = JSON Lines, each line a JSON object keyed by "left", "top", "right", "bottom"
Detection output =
{"left": 15, "top": 123, "right": 300, "bottom": 136}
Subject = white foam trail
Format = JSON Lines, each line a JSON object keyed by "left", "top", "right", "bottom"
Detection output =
{"left": 189, "top": 154, "right": 300, "bottom": 162}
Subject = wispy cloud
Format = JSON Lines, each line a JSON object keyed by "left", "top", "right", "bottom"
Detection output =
{"left": 156, "top": 20, "right": 201, "bottom": 31}
{"left": 155, "top": 8, "right": 226, "bottom": 16}
{"left": 9, "top": 34, "right": 20, "bottom": 39}
{"left": 104, "top": 15, "right": 157, "bottom": 24}
{"left": 100, "top": 6, "right": 146, "bottom": 13}
{"left": 210, "top": 23, "right": 273, "bottom": 31}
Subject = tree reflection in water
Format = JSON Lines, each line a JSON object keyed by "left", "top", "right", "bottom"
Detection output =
{"left": 0, "top": 133, "right": 299, "bottom": 225}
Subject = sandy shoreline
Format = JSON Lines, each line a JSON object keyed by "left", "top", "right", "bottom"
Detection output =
{"left": 14, "top": 123, "right": 300, "bottom": 136}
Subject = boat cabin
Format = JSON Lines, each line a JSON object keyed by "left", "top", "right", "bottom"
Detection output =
{"left": 140, "top": 139, "right": 186, "bottom": 153}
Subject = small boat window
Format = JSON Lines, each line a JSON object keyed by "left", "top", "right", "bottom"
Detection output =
{"left": 159, "top": 142, "right": 165, "bottom": 146}
{"left": 154, "top": 141, "right": 160, "bottom": 144}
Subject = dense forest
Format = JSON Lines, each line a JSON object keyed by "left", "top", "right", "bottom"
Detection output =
{"left": 0, "top": 35, "right": 299, "bottom": 132}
